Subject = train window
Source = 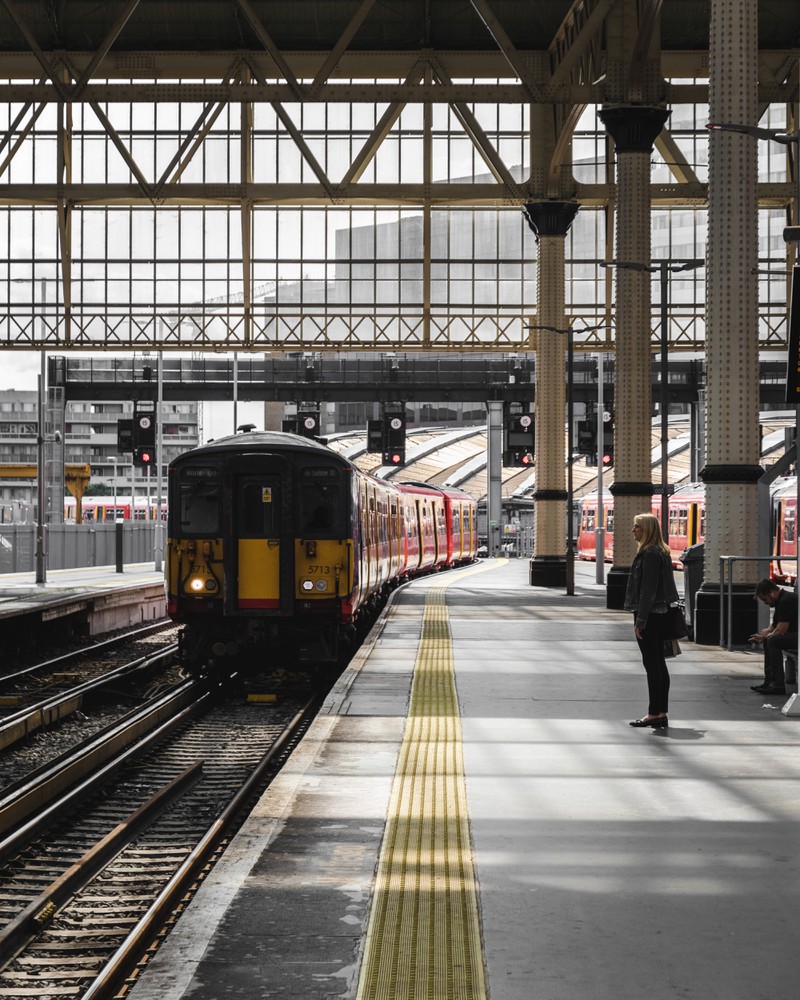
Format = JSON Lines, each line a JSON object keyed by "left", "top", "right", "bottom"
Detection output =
{"left": 180, "top": 482, "right": 220, "bottom": 534}
{"left": 299, "top": 477, "right": 340, "bottom": 537}
{"left": 606, "top": 510, "right": 615, "bottom": 533}
{"left": 238, "top": 482, "right": 277, "bottom": 537}
{"left": 783, "top": 507, "right": 796, "bottom": 543}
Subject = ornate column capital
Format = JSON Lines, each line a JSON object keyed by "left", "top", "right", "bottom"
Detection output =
{"left": 598, "top": 106, "right": 670, "bottom": 153}
{"left": 700, "top": 464, "right": 764, "bottom": 484}
{"left": 609, "top": 481, "right": 655, "bottom": 497}
{"left": 522, "top": 201, "right": 579, "bottom": 239}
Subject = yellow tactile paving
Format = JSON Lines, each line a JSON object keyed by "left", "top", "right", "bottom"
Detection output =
{"left": 357, "top": 562, "right": 499, "bottom": 1000}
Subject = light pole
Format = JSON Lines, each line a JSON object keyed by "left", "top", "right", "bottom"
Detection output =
{"left": 528, "top": 322, "right": 608, "bottom": 596}
{"left": 602, "top": 259, "right": 704, "bottom": 541}
{"left": 13, "top": 276, "right": 51, "bottom": 583}
{"left": 707, "top": 113, "right": 800, "bottom": 681}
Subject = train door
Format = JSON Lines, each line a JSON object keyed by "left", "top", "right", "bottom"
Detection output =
{"left": 230, "top": 460, "right": 293, "bottom": 614}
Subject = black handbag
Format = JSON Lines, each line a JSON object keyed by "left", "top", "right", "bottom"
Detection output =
{"left": 664, "top": 638, "right": 682, "bottom": 659}
{"left": 666, "top": 603, "right": 689, "bottom": 640}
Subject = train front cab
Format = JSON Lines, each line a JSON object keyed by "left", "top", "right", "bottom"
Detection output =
{"left": 169, "top": 448, "right": 357, "bottom": 670}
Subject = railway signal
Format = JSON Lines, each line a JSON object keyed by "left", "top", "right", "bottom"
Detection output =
{"left": 133, "top": 446, "right": 154, "bottom": 467}
{"left": 503, "top": 409, "right": 535, "bottom": 466}
{"left": 133, "top": 402, "right": 156, "bottom": 451}
{"left": 379, "top": 408, "right": 407, "bottom": 465}
{"left": 384, "top": 449, "right": 406, "bottom": 466}
{"left": 601, "top": 411, "right": 614, "bottom": 466}
{"left": 507, "top": 448, "right": 534, "bottom": 466}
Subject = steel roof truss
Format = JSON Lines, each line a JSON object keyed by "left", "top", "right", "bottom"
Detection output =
{"left": 653, "top": 130, "right": 699, "bottom": 186}
{"left": 467, "top": 0, "right": 545, "bottom": 103}
{"left": 548, "top": 0, "right": 616, "bottom": 88}
{"left": 0, "top": 0, "right": 69, "bottom": 100}
{"left": 309, "top": 0, "right": 378, "bottom": 96}
{"left": 339, "top": 62, "right": 425, "bottom": 187}
{"left": 153, "top": 58, "right": 246, "bottom": 197}
{"left": 233, "top": 0, "right": 303, "bottom": 100}
{"left": 71, "top": 0, "right": 142, "bottom": 100}
{"left": 0, "top": 98, "right": 46, "bottom": 179}
{"left": 243, "top": 55, "right": 335, "bottom": 198}
{"left": 430, "top": 56, "right": 522, "bottom": 199}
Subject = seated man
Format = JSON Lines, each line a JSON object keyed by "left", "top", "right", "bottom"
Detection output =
{"left": 749, "top": 579, "right": 798, "bottom": 696}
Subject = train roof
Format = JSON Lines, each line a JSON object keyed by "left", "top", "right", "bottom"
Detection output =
{"left": 172, "top": 430, "right": 353, "bottom": 467}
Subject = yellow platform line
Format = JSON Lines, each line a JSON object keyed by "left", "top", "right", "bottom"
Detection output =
{"left": 357, "top": 563, "right": 500, "bottom": 1000}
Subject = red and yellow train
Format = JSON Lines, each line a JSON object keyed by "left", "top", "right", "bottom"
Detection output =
{"left": 166, "top": 430, "right": 478, "bottom": 672}
{"left": 577, "top": 479, "right": 798, "bottom": 582}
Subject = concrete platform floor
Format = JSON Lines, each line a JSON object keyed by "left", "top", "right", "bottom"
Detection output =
{"left": 129, "top": 558, "right": 800, "bottom": 1000}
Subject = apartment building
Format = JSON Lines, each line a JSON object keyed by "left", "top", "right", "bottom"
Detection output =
{"left": 0, "top": 389, "right": 199, "bottom": 520}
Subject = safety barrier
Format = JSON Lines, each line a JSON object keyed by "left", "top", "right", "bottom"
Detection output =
{"left": 0, "top": 523, "right": 159, "bottom": 574}
{"left": 719, "top": 554, "right": 793, "bottom": 649}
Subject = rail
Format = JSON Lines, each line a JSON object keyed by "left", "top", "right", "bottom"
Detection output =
{"left": 718, "top": 554, "right": 796, "bottom": 649}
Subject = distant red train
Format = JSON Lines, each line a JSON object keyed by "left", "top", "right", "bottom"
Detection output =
{"left": 64, "top": 495, "right": 167, "bottom": 523}
{"left": 577, "top": 479, "right": 797, "bottom": 583}
{"left": 578, "top": 483, "right": 705, "bottom": 568}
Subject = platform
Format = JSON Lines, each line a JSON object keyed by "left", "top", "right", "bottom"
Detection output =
{"left": 0, "top": 563, "right": 166, "bottom": 636}
{"left": 128, "top": 558, "right": 799, "bottom": 1000}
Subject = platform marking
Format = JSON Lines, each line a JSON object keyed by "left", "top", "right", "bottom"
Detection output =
{"left": 357, "top": 563, "right": 498, "bottom": 1000}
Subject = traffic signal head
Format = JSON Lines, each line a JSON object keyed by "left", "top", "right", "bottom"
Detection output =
{"left": 505, "top": 448, "right": 534, "bottom": 467}
{"left": 383, "top": 449, "right": 405, "bottom": 466}
{"left": 601, "top": 412, "right": 614, "bottom": 466}
{"left": 133, "top": 404, "right": 156, "bottom": 449}
{"left": 134, "top": 446, "right": 154, "bottom": 467}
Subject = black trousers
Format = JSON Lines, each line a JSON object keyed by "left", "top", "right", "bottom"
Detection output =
{"left": 635, "top": 611, "right": 671, "bottom": 715}
{"left": 762, "top": 631, "right": 797, "bottom": 687}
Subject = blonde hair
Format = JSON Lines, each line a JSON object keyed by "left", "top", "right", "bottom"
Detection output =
{"left": 633, "top": 512, "right": 671, "bottom": 556}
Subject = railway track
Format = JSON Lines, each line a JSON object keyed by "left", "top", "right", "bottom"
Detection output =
{"left": 0, "top": 627, "right": 183, "bottom": 792}
{"left": 0, "top": 670, "right": 321, "bottom": 999}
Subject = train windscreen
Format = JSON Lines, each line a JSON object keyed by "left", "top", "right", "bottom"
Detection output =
{"left": 178, "top": 468, "right": 221, "bottom": 535}
{"left": 298, "top": 466, "right": 341, "bottom": 537}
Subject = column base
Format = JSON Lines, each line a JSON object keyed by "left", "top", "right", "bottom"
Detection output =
{"left": 694, "top": 583, "right": 758, "bottom": 647}
{"left": 606, "top": 566, "right": 630, "bottom": 610}
{"left": 529, "top": 556, "right": 567, "bottom": 587}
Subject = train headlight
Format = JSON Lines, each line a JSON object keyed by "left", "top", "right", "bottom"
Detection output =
{"left": 189, "top": 577, "right": 205, "bottom": 592}
{"left": 205, "top": 579, "right": 217, "bottom": 591}
{"left": 301, "top": 579, "right": 314, "bottom": 591}
{"left": 315, "top": 579, "right": 328, "bottom": 592}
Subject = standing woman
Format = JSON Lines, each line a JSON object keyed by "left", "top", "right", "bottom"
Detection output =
{"left": 624, "top": 512, "right": 680, "bottom": 728}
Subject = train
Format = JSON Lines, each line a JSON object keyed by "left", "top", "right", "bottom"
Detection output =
{"left": 64, "top": 496, "right": 167, "bottom": 522}
{"left": 577, "top": 479, "right": 798, "bottom": 583}
{"left": 166, "top": 429, "right": 479, "bottom": 672}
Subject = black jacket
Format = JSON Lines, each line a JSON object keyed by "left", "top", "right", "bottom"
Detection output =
{"left": 623, "top": 545, "right": 680, "bottom": 630}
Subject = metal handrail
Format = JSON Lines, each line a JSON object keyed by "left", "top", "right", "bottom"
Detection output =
{"left": 718, "top": 554, "right": 796, "bottom": 649}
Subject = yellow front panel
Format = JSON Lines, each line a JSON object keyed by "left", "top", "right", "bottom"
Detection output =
{"left": 295, "top": 539, "right": 351, "bottom": 599}
{"left": 237, "top": 538, "right": 281, "bottom": 607}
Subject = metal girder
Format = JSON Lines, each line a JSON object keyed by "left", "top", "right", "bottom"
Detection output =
{"left": 71, "top": 0, "right": 142, "bottom": 100}
{"left": 309, "top": 0, "right": 378, "bottom": 96}
{"left": 0, "top": 79, "right": 791, "bottom": 105}
{"left": 653, "top": 130, "right": 700, "bottom": 185}
{"left": 1, "top": 179, "right": 797, "bottom": 209}
{"left": 548, "top": 0, "right": 617, "bottom": 88}
{"left": 339, "top": 61, "right": 426, "bottom": 187}
{"left": 232, "top": 0, "right": 303, "bottom": 100}
{"left": 429, "top": 56, "right": 523, "bottom": 199}
{"left": 467, "top": 0, "right": 545, "bottom": 103}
